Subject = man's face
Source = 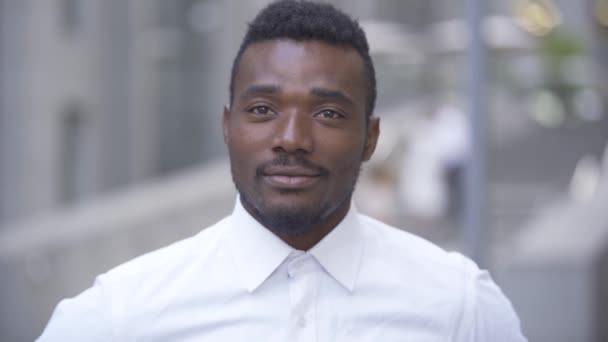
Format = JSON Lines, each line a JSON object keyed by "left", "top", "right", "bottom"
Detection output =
{"left": 224, "top": 39, "right": 379, "bottom": 235}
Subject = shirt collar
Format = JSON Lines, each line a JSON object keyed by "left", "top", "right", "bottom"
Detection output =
{"left": 308, "top": 202, "right": 364, "bottom": 293}
{"left": 224, "top": 198, "right": 294, "bottom": 293}
{"left": 223, "top": 197, "right": 365, "bottom": 293}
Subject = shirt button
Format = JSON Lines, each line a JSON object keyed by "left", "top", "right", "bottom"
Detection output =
{"left": 298, "top": 317, "right": 307, "bottom": 328}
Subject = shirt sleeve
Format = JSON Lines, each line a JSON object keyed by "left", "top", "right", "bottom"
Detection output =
{"left": 454, "top": 258, "right": 528, "bottom": 342}
{"left": 36, "top": 275, "right": 114, "bottom": 342}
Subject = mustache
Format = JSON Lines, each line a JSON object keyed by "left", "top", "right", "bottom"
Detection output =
{"left": 256, "top": 155, "right": 329, "bottom": 177}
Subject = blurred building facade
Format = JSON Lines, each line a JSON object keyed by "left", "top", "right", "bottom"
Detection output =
{"left": 0, "top": 0, "right": 232, "bottom": 224}
{"left": 0, "top": 0, "right": 607, "bottom": 341}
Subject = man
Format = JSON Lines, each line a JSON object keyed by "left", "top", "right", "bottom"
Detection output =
{"left": 39, "top": 1, "right": 527, "bottom": 341}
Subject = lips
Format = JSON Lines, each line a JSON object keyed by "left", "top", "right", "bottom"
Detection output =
{"left": 262, "top": 166, "right": 322, "bottom": 189}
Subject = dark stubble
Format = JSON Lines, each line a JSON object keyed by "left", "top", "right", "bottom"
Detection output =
{"left": 232, "top": 154, "right": 360, "bottom": 236}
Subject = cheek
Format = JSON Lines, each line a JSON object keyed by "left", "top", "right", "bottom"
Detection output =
{"left": 335, "top": 154, "right": 363, "bottom": 178}
{"left": 226, "top": 137, "right": 254, "bottom": 177}
{"left": 228, "top": 125, "right": 263, "bottom": 158}
{"left": 227, "top": 124, "right": 273, "bottom": 186}
{"left": 320, "top": 134, "right": 366, "bottom": 177}
{"left": 230, "top": 121, "right": 274, "bottom": 149}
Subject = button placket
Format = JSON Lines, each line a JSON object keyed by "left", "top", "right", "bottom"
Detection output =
{"left": 287, "top": 253, "right": 318, "bottom": 341}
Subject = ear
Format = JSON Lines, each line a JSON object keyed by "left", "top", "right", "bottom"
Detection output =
{"left": 222, "top": 105, "right": 231, "bottom": 144}
{"left": 362, "top": 117, "right": 380, "bottom": 162}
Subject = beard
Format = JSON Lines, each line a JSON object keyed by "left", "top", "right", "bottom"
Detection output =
{"left": 239, "top": 191, "right": 332, "bottom": 236}
{"left": 231, "top": 155, "right": 361, "bottom": 236}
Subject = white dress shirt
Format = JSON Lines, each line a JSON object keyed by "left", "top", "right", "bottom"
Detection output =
{"left": 38, "top": 199, "right": 527, "bottom": 341}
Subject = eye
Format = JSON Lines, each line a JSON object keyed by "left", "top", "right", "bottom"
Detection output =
{"left": 315, "top": 109, "right": 343, "bottom": 119}
{"left": 248, "top": 105, "right": 274, "bottom": 115}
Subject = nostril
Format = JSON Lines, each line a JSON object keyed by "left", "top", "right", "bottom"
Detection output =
{"left": 272, "top": 146, "right": 287, "bottom": 153}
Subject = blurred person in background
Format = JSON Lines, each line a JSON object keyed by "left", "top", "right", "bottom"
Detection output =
{"left": 38, "top": 1, "right": 525, "bottom": 341}
{"left": 400, "top": 95, "right": 470, "bottom": 220}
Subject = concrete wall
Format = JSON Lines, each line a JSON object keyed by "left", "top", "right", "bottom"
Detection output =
{"left": 495, "top": 181, "right": 608, "bottom": 342}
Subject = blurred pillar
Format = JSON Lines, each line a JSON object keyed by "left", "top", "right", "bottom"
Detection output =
{"left": 463, "top": 0, "right": 488, "bottom": 264}
{"left": 592, "top": 0, "right": 608, "bottom": 102}
{"left": 0, "top": 0, "right": 28, "bottom": 224}
{"left": 99, "top": 0, "right": 132, "bottom": 189}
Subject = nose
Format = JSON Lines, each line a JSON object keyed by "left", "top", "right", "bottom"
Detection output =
{"left": 272, "top": 112, "right": 313, "bottom": 154}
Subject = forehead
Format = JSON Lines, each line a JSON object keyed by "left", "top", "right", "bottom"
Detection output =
{"left": 234, "top": 39, "right": 367, "bottom": 105}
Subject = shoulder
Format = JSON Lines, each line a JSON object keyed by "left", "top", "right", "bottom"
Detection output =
{"left": 357, "top": 213, "right": 474, "bottom": 309}
{"left": 358, "top": 214, "right": 469, "bottom": 276}
{"left": 37, "top": 216, "right": 232, "bottom": 341}
{"left": 358, "top": 215, "right": 526, "bottom": 341}
{"left": 106, "top": 215, "right": 229, "bottom": 280}
{"left": 98, "top": 215, "right": 231, "bottom": 308}
{"left": 454, "top": 260, "right": 527, "bottom": 341}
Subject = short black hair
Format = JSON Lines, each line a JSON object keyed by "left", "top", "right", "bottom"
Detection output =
{"left": 229, "top": 0, "right": 376, "bottom": 118}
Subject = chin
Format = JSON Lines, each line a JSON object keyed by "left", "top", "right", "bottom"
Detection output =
{"left": 261, "top": 201, "right": 326, "bottom": 233}
{"left": 241, "top": 192, "right": 326, "bottom": 235}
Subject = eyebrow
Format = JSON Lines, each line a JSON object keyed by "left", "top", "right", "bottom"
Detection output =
{"left": 240, "top": 84, "right": 280, "bottom": 101}
{"left": 239, "top": 84, "right": 355, "bottom": 106}
{"left": 310, "top": 87, "right": 355, "bottom": 106}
